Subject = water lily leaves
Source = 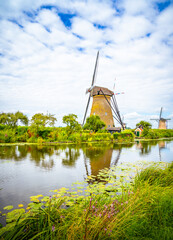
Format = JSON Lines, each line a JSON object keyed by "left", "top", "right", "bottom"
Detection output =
{"left": 3, "top": 205, "right": 13, "bottom": 210}
{"left": 28, "top": 202, "right": 43, "bottom": 211}
{"left": 41, "top": 196, "right": 50, "bottom": 202}
{"left": 6, "top": 208, "right": 25, "bottom": 223}
{"left": 18, "top": 204, "right": 24, "bottom": 208}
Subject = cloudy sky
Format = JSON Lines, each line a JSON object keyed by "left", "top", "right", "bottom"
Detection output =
{"left": 0, "top": 0, "right": 173, "bottom": 128}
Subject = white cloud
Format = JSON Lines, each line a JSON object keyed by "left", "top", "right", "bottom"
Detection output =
{"left": 0, "top": 0, "right": 173, "bottom": 129}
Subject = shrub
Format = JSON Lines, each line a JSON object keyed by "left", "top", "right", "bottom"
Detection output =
{"left": 0, "top": 129, "right": 16, "bottom": 143}
{"left": 113, "top": 130, "right": 135, "bottom": 142}
{"left": 142, "top": 129, "right": 173, "bottom": 139}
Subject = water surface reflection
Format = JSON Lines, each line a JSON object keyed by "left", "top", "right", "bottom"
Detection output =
{"left": 0, "top": 140, "right": 172, "bottom": 213}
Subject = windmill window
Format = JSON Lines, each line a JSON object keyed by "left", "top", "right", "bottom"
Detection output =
{"left": 105, "top": 112, "right": 107, "bottom": 116}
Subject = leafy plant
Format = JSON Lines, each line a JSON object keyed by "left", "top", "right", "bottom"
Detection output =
{"left": 83, "top": 115, "right": 106, "bottom": 132}
{"left": 63, "top": 114, "right": 81, "bottom": 136}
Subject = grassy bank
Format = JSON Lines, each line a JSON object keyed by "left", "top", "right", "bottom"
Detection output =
{"left": 0, "top": 161, "right": 172, "bottom": 239}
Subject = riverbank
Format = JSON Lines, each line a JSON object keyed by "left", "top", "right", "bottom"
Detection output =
{"left": 1, "top": 125, "right": 173, "bottom": 145}
{"left": 0, "top": 126, "right": 134, "bottom": 144}
{"left": 0, "top": 161, "right": 172, "bottom": 239}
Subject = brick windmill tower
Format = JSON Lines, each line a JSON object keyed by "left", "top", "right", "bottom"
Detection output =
{"left": 82, "top": 51, "right": 124, "bottom": 129}
{"left": 150, "top": 107, "right": 171, "bottom": 129}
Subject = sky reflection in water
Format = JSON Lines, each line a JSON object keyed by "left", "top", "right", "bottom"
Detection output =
{"left": 0, "top": 140, "right": 172, "bottom": 212}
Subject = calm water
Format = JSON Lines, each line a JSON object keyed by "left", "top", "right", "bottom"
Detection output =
{"left": 0, "top": 140, "right": 172, "bottom": 213}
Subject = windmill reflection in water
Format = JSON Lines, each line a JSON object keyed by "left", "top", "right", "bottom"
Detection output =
{"left": 83, "top": 145, "right": 122, "bottom": 184}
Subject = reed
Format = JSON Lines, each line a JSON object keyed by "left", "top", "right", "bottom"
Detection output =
{"left": 0, "top": 162, "right": 172, "bottom": 239}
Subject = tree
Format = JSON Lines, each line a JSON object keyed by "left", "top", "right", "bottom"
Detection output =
{"left": 30, "top": 113, "right": 57, "bottom": 129}
{"left": 136, "top": 120, "right": 152, "bottom": 137}
{"left": 83, "top": 115, "right": 106, "bottom": 132}
{"left": 136, "top": 121, "right": 152, "bottom": 129}
{"left": 0, "top": 111, "right": 28, "bottom": 127}
{"left": 62, "top": 114, "right": 81, "bottom": 135}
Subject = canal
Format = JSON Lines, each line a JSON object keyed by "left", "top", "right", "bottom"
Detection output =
{"left": 0, "top": 140, "right": 172, "bottom": 214}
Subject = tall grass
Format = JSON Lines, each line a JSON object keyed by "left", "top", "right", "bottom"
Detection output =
{"left": 0, "top": 162, "right": 172, "bottom": 239}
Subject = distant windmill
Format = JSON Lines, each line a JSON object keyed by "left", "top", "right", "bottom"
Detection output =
{"left": 83, "top": 51, "right": 124, "bottom": 129}
{"left": 150, "top": 107, "right": 171, "bottom": 129}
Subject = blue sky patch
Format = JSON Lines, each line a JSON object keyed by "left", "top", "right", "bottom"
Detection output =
{"left": 146, "top": 33, "right": 151, "bottom": 37}
{"left": 40, "top": 5, "right": 76, "bottom": 29}
{"left": 58, "top": 13, "right": 76, "bottom": 28}
{"left": 77, "top": 47, "right": 84, "bottom": 52}
{"left": 156, "top": 1, "right": 171, "bottom": 12}
{"left": 94, "top": 23, "right": 107, "bottom": 30}
{"left": 106, "top": 41, "right": 112, "bottom": 45}
{"left": 40, "top": 5, "right": 55, "bottom": 11}
{"left": 23, "top": 10, "right": 38, "bottom": 18}
{"left": 8, "top": 19, "right": 24, "bottom": 29}
{"left": 73, "top": 33, "right": 84, "bottom": 40}
{"left": 105, "top": 55, "right": 112, "bottom": 59}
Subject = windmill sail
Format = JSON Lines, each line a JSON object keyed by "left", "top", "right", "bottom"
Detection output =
{"left": 82, "top": 51, "right": 99, "bottom": 126}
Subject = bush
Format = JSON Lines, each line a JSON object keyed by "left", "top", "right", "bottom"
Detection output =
{"left": 142, "top": 129, "right": 173, "bottom": 139}
{"left": 113, "top": 130, "right": 135, "bottom": 142}
{"left": 0, "top": 129, "right": 16, "bottom": 143}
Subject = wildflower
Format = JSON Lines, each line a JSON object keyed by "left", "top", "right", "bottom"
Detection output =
{"left": 49, "top": 196, "right": 52, "bottom": 200}
{"left": 121, "top": 203, "right": 123, "bottom": 206}
{"left": 99, "top": 213, "right": 102, "bottom": 217}
{"left": 92, "top": 205, "right": 95, "bottom": 209}
{"left": 104, "top": 205, "right": 108, "bottom": 209}
{"left": 52, "top": 225, "right": 55, "bottom": 232}
{"left": 108, "top": 214, "right": 111, "bottom": 218}
{"left": 125, "top": 201, "right": 128, "bottom": 204}
{"left": 84, "top": 209, "right": 87, "bottom": 212}
{"left": 104, "top": 228, "right": 107, "bottom": 231}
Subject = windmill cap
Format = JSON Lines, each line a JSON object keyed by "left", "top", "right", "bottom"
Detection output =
{"left": 91, "top": 86, "right": 114, "bottom": 97}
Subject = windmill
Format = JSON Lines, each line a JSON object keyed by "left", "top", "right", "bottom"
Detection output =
{"left": 150, "top": 107, "right": 171, "bottom": 129}
{"left": 82, "top": 51, "right": 124, "bottom": 129}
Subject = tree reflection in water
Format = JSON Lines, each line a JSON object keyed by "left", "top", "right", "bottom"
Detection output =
{"left": 62, "top": 145, "right": 80, "bottom": 167}
{"left": 136, "top": 141, "right": 158, "bottom": 155}
{"left": 0, "top": 145, "right": 28, "bottom": 161}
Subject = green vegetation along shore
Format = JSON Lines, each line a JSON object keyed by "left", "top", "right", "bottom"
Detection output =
{"left": 1, "top": 124, "right": 173, "bottom": 145}
{"left": 0, "top": 112, "right": 173, "bottom": 144}
{"left": 0, "top": 161, "right": 172, "bottom": 239}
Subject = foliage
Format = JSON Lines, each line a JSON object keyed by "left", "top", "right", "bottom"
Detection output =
{"left": 83, "top": 115, "right": 106, "bottom": 132}
{"left": 0, "top": 124, "right": 173, "bottom": 144}
{"left": 136, "top": 120, "right": 152, "bottom": 129}
{"left": 31, "top": 113, "right": 57, "bottom": 128}
{"left": 141, "top": 129, "right": 173, "bottom": 139}
{"left": 113, "top": 130, "right": 135, "bottom": 142}
{"left": 0, "top": 128, "right": 16, "bottom": 143}
{"left": 1, "top": 162, "right": 172, "bottom": 239}
{"left": 63, "top": 114, "right": 81, "bottom": 135}
{"left": 0, "top": 111, "right": 28, "bottom": 127}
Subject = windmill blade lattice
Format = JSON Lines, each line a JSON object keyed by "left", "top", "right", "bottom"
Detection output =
{"left": 82, "top": 51, "right": 99, "bottom": 126}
